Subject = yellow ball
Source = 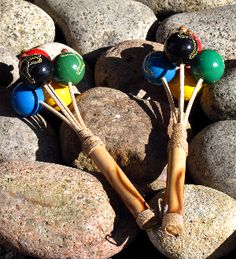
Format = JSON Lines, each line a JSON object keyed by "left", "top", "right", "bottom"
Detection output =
{"left": 169, "top": 69, "right": 203, "bottom": 101}
{"left": 44, "top": 81, "right": 72, "bottom": 111}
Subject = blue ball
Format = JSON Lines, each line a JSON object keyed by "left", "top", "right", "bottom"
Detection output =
{"left": 11, "top": 83, "right": 45, "bottom": 117}
{"left": 143, "top": 51, "right": 176, "bottom": 85}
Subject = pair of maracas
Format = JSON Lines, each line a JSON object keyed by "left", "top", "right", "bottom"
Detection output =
{"left": 11, "top": 48, "right": 85, "bottom": 117}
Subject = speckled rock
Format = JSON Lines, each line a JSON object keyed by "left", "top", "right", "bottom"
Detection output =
{"left": 0, "top": 160, "right": 138, "bottom": 258}
{"left": 147, "top": 185, "right": 236, "bottom": 259}
{"left": 0, "top": 0, "right": 55, "bottom": 54}
{"left": 135, "top": 0, "right": 236, "bottom": 15}
{"left": 60, "top": 87, "right": 172, "bottom": 191}
{"left": 34, "top": 0, "right": 156, "bottom": 55}
{"left": 0, "top": 46, "right": 19, "bottom": 88}
{"left": 156, "top": 5, "right": 236, "bottom": 60}
{"left": 39, "top": 42, "right": 94, "bottom": 92}
{"left": 200, "top": 61, "right": 236, "bottom": 121}
{"left": 188, "top": 120, "right": 236, "bottom": 199}
{"left": 0, "top": 88, "right": 61, "bottom": 163}
{"left": 95, "top": 39, "right": 164, "bottom": 94}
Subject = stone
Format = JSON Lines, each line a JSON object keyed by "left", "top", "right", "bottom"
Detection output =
{"left": 0, "top": 46, "right": 19, "bottom": 88}
{"left": 34, "top": 0, "right": 156, "bottom": 55}
{"left": 95, "top": 39, "right": 164, "bottom": 94}
{"left": 156, "top": 5, "right": 236, "bottom": 60}
{"left": 39, "top": 42, "right": 94, "bottom": 93}
{"left": 200, "top": 61, "right": 236, "bottom": 121}
{"left": 147, "top": 185, "right": 236, "bottom": 259}
{"left": 0, "top": 0, "right": 55, "bottom": 54}
{"left": 135, "top": 0, "right": 236, "bottom": 15}
{"left": 60, "top": 87, "right": 173, "bottom": 191}
{"left": 188, "top": 120, "right": 236, "bottom": 199}
{"left": 0, "top": 88, "right": 61, "bottom": 163}
{"left": 0, "top": 160, "right": 138, "bottom": 258}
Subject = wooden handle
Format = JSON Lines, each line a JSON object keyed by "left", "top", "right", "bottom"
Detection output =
{"left": 162, "top": 146, "right": 186, "bottom": 236}
{"left": 90, "top": 145, "right": 150, "bottom": 218}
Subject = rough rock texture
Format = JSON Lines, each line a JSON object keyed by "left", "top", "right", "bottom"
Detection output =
{"left": 0, "top": 46, "right": 19, "bottom": 88}
{"left": 0, "top": 0, "right": 55, "bottom": 54}
{"left": 188, "top": 120, "right": 236, "bottom": 199}
{"left": 39, "top": 42, "right": 94, "bottom": 92}
{"left": 0, "top": 161, "right": 138, "bottom": 258}
{"left": 0, "top": 88, "right": 61, "bottom": 163}
{"left": 34, "top": 0, "right": 157, "bottom": 55}
{"left": 95, "top": 39, "right": 164, "bottom": 95}
{"left": 200, "top": 61, "right": 236, "bottom": 121}
{"left": 156, "top": 5, "right": 236, "bottom": 60}
{"left": 135, "top": 0, "right": 236, "bottom": 15}
{"left": 147, "top": 185, "right": 236, "bottom": 259}
{"left": 60, "top": 87, "right": 172, "bottom": 191}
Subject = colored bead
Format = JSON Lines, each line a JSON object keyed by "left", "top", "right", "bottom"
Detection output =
{"left": 191, "top": 49, "right": 225, "bottom": 84}
{"left": 143, "top": 51, "right": 176, "bottom": 85}
{"left": 11, "top": 83, "right": 44, "bottom": 117}
{"left": 20, "top": 48, "right": 51, "bottom": 60}
{"left": 53, "top": 52, "right": 85, "bottom": 85}
{"left": 169, "top": 68, "right": 203, "bottom": 101}
{"left": 44, "top": 81, "right": 72, "bottom": 111}
{"left": 164, "top": 32, "right": 198, "bottom": 64}
{"left": 19, "top": 54, "right": 54, "bottom": 86}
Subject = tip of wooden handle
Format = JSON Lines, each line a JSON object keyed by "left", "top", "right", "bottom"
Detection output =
{"left": 162, "top": 213, "right": 184, "bottom": 237}
{"left": 136, "top": 209, "right": 156, "bottom": 230}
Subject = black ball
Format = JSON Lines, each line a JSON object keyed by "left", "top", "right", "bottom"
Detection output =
{"left": 164, "top": 32, "right": 198, "bottom": 65}
{"left": 19, "top": 54, "right": 54, "bottom": 87}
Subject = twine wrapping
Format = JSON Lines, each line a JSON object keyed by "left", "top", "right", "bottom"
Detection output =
{"left": 76, "top": 128, "right": 105, "bottom": 156}
{"left": 136, "top": 208, "right": 156, "bottom": 230}
{"left": 162, "top": 213, "right": 184, "bottom": 237}
{"left": 169, "top": 123, "right": 188, "bottom": 154}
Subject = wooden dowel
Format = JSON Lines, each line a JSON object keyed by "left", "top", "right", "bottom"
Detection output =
{"left": 184, "top": 78, "right": 203, "bottom": 123}
{"left": 90, "top": 145, "right": 150, "bottom": 218}
{"left": 179, "top": 64, "right": 185, "bottom": 123}
{"left": 161, "top": 77, "right": 177, "bottom": 123}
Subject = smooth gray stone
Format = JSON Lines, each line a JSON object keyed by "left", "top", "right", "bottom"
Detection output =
{"left": 34, "top": 0, "right": 157, "bottom": 55}
{"left": 188, "top": 120, "right": 236, "bottom": 199}
{"left": 156, "top": 5, "right": 236, "bottom": 60}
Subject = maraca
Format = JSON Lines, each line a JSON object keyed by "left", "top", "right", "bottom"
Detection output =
{"left": 19, "top": 54, "right": 54, "bottom": 87}
{"left": 19, "top": 48, "right": 51, "bottom": 61}
{"left": 143, "top": 51, "right": 176, "bottom": 85}
{"left": 11, "top": 82, "right": 45, "bottom": 117}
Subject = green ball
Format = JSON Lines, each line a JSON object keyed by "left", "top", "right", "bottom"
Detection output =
{"left": 54, "top": 52, "right": 85, "bottom": 85}
{"left": 191, "top": 49, "right": 225, "bottom": 84}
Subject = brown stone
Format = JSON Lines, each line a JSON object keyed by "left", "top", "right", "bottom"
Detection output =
{"left": 95, "top": 39, "right": 164, "bottom": 95}
{"left": 60, "top": 87, "right": 173, "bottom": 191}
{"left": 0, "top": 160, "right": 138, "bottom": 258}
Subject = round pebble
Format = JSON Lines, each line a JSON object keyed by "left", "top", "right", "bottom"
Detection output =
{"left": 188, "top": 120, "right": 236, "bottom": 199}
{"left": 147, "top": 185, "right": 236, "bottom": 259}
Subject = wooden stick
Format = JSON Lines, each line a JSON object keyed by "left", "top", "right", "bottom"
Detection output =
{"left": 161, "top": 77, "right": 177, "bottom": 123}
{"left": 184, "top": 78, "right": 203, "bottom": 123}
{"left": 179, "top": 64, "right": 185, "bottom": 123}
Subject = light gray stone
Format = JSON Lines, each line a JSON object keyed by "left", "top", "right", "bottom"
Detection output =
{"left": 0, "top": 160, "right": 138, "bottom": 258}
{"left": 95, "top": 39, "right": 164, "bottom": 95}
{"left": 200, "top": 61, "right": 236, "bottom": 121}
{"left": 188, "top": 120, "right": 236, "bottom": 199}
{"left": 156, "top": 5, "right": 236, "bottom": 60}
{"left": 147, "top": 185, "right": 236, "bottom": 259}
{"left": 0, "top": 0, "right": 55, "bottom": 54}
{"left": 34, "top": 0, "right": 156, "bottom": 55}
{"left": 135, "top": 0, "right": 236, "bottom": 15}
{"left": 39, "top": 42, "right": 94, "bottom": 92}
{"left": 60, "top": 87, "right": 173, "bottom": 192}
{"left": 0, "top": 88, "right": 61, "bottom": 163}
{"left": 0, "top": 46, "right": 19, "bottom": 88}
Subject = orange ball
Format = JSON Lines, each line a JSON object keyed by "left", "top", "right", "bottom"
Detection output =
{"left": 44, "top": 81, "right": 72, "bottom": 111}
{"left": 169, "top": 68, "right": 203, "bottom": 101}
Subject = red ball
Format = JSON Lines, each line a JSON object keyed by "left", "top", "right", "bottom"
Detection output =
{"left": 192, "top": 34, "right": 203, "bottom": 53}
{"left": 20, "top": 48, "right": 51, "bottom": 61}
